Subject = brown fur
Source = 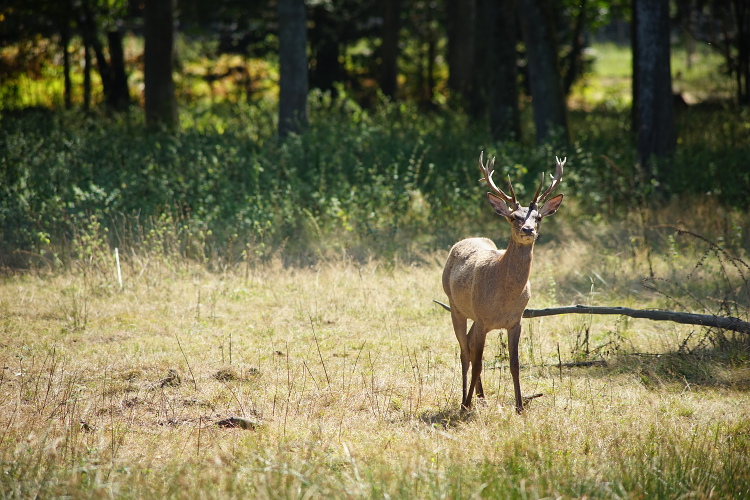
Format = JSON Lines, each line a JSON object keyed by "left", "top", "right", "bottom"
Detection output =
{"left": 442, "top": 156, "right": 564, "bottom": 413}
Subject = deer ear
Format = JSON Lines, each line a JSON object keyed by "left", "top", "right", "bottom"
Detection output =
{"left": 539, "top": 194, "right": 564, "bottom": 217}
{"left": 487, "top": 193, "right": 513, "bottom": 218}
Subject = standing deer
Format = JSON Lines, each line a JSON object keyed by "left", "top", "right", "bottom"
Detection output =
{"left": 442, "top": 152, "right": 565, "bottom": 413}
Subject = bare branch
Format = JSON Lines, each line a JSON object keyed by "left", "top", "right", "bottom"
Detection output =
{"left": 433, "top": 300, "right": 750, "bottom": 334}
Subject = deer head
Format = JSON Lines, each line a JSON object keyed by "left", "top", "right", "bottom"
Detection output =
{"left": 478, "top": 152, "right": 565, "bottom": 245}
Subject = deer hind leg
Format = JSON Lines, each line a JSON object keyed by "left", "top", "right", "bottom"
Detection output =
{"left": 508, "top": 322, "right": 524, "bottom": 413}
{"left": 464, "top": 321, "right": 488, "bottom": 409}
{"left": 450, "top": 309, "right": 470, "bottom": 407}
{"left": 467, "top": 322, "right": 485, "bottom": 400}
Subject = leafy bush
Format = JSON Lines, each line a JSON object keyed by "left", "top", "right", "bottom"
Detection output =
{"left": 1, "top": 95, "right": 749, "bottom": 267}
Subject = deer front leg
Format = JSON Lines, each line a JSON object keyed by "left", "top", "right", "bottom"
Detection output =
{"left": 450, "top": 309, "right": 470, "bottom": 407}
{"left": 468, "top": 322, "right": 485, "bottom": 400}
{"left": 508, "top": 322, "right": 523, "bottom": 413}
{"left": 464, "top": 322, "right": 488, "bottom": 409}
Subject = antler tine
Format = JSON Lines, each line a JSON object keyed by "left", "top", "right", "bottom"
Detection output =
{"left": 533, "top": 156, "right": 566, "bottom": 205}
{"left": 505, "top": 174, "right": 518, "bottom": 207}
{"left": 478, "top": 152, "right": 518, "bottom": 207}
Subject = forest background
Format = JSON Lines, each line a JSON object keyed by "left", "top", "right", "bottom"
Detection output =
{"left": 1, "top": 0, "right": 748, "bottom": 266}
{"left": 1, "top": 1, "right": 750, "bottom": 498}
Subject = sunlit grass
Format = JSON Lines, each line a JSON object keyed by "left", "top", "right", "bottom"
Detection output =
{"left": 1, "top": 208, "right": 748, "bottom": 498}
{"left": 571, "top": 41, "right": 732, "bottom": 110}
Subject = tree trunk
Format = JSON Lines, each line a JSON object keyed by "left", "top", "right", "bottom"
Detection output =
{"left": 107, "top": 29, "right": 130, "bottom": 112}
{"left": 278, "top": 0, "right": 308, "bottom": 139}
{"left": 631, "top": 0, "right": 639, "bottom": 132}
{"left": 427, "top": 14, "right": 436, "bottom": 105}
{"left": 144, "top": 0, "right": 178, "bottom": 129}
{"left": 83, "top": 42, "right": 92, "bottom": 111}
{"left": 308, "top": 6, "right": 340, "bottom": 94}
{"left": 516, "top": 0, "right": 569, "bottom": 143}
{"left": 474, "top": 0, "right": 520, "bottom": 141}
{"left": 380, "top": 0, "right": 401, "bottom": 100}
{"left": 446, "top": 0, "right": 476, "bottom": 107}
{"left": 562, "top": 0, "right": 587, "bottom": 96}
{"left": 78, "top": 0, "right": 112, "bottom": 105}
{"left": 634, "top": 0, "right": 676, "bottom": 176}
{"left": 61, "top": 5, "right": 72, "bottom": 110}
{"left": 733, "top": 0, "right": 750, "bottom": 105}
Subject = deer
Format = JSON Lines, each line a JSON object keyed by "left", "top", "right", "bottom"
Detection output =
{"left": 441, "top": 152, "right": 565, "bottom": 413}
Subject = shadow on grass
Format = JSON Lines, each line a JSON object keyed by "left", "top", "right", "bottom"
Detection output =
{"left": 555, "top": 330, "right": 750, "bottom": 390}
{"left": 616, "top": 342, "right": 750, "bottom": 391}
{"left": 419, "top": 407, "right": 471, "bottom": 429}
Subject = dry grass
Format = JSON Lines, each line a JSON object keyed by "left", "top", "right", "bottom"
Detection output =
{"left": 1, "top": 218, "right": 749, "bottom": 498}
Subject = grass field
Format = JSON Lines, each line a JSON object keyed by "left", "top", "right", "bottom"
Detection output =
{"left": 2, "top": 207, "right": 749, "bottom": 498}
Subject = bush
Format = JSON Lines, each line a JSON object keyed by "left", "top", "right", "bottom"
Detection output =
{"left": 1, "top": 96, "right": 749, "bottom": 268}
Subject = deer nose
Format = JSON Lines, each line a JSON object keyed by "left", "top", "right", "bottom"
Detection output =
{"left": 521, "top": 226, "right": 535, "bottom": 235}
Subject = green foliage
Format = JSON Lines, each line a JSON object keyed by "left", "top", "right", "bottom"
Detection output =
{"left": 1, "top": 91, "right": 750, "bottom": 267}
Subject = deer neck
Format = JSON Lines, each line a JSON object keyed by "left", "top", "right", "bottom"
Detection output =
{"left": 497, "top": 238, "right": 534, "bottom": 291}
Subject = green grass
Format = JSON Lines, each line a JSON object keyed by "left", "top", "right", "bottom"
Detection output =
{"left": 571, "top": 41, "right": 734, "bottom": 109}
{"left": 1, "top": 218, "right": 748, "bottom": 498}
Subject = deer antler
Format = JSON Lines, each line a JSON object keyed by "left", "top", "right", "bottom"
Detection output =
{"left": 478, "top": 151, "right": 519, "bottom": 208}
{"left": 531, "top": 156, "right": 565, "bottom": 208}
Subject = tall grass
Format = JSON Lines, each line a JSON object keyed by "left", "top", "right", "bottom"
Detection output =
{"left": 0, "top": 219, "right": 748, "bottom": 498}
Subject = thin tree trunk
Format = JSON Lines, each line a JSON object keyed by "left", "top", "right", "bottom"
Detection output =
{"left": 634, "top": 0, "right": 676, "bottom": 174}
{"left": 562, "top": 0, "right": 587, "bottom": 96}
{"left": 380, "top": 0, "right": 401, "bottom": 100}
{"left": 733, "top": 0, "right": 750, "bottom": 105}
{"left": 427, "top": 14, "right": 436, "bottom": 105}
{"left": 61, "top": 0, "right": 72, "bottom": 109}
{"left": 474, "top": 0, "right": 520, "bottom": 141}
{"left": 107, "top": 29, "right": 130, "bottom": 111}
{"left": 79, "top": 0, "right": 112, "bottom": 104}
{"left": 631, "top": 0, "right": 639, "bottom": 132}
{"left": 516, "top": 0, "right": 569, "bottom": 143}
{"left": 278, "top": 0, "right": 308, "bottom": 139}
{"left": 144, "top": 0, "right": 178, "bottom": 128}
{"left": 446, "top": 0, "right": 476, "bottom": 107}
{"left": 83, "top": 43, "right": 92, "bottom": 111}
{"left": 308, "top": 6, "right": 339, "bottom": 94}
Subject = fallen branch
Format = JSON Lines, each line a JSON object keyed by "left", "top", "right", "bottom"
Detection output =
{"left": 432, "top": 300, "right": 750, "bottom": 334}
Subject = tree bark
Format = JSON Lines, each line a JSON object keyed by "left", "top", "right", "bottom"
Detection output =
{"left": 61, "top": 0, "right": 72, "bottom": 110}
{"left": 434, "top": 300, "right": 750, "bottom": 334}
{"left": 308, "top": 6, "right": 340, "bottom": 94}
{"left": 473, "top": 0, "right": 520, "bottom": 141}
{"left": 561, "top": 0, "right": 587, "bottom": 96}
{"left": 107, "top": 29, "right": 130, "bottom": 112}
{"left": 278, "top": 0, "right": 308, "bottom": 139}
{"left": 446, "top": 0, "right": 476, "bottom": 107}
{"left": 144, "top": 0, "right": 178, "bottom": 129}
{"left": 733, "top": 0, "right": 750, "bottom": 105}
{"left": 83, "top": 42, "right": 92, "bottom": 111}
{"left": 517, "top": 0, "right": 569, "bottom": 143}
{"left": 380, "top": 0, "right": 401, "bottom": 100}
{"left": 633, "top": 0, "right": 676, "bottom": 174}
{"left": 523, "top": 305, "right": 750, "bottom": 334}
{"left": 78, "top": 0, "right": 112, "bottom": 105}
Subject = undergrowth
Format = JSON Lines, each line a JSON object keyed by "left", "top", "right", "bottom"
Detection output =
{"left": 2, "top": 94, "right": 749, "bottom": 269}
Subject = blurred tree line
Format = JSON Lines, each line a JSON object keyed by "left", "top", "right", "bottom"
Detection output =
{"left": 1, "top": 0, "right": 749, "bottom": 179}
